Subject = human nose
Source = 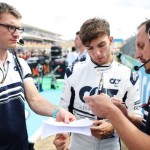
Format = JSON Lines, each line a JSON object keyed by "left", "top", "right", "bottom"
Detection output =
{"left": 94, "top": 47, "right": 102, "bottom": 56}
{"left": 135, "top": 49, "right": 141, "bottom": 59}
{"left": 12, "top": 30, "right": 20, "bottom": 38}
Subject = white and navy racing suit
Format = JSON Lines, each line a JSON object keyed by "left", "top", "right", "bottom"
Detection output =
{"left": 60, "top": 58, "right": 142, "bottom": 150}
{"left": 0, "top": 51, "right": 32, "bottom": 150}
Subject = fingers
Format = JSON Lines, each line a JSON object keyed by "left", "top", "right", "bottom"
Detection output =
{"left": 91, "top": 121, "right": 114, "bottom": 139}
{"left": 64, "top": 115, "right": 76, "bottom": 124}
{"left": 84, "top": 94, "right": 100, "bottom": 102}
{"left": 53, "top": 138, "right": 66, "bottom": 147}
{"left": 83, "top": 96, "right": 92, "bottom": 104}
{"left": 57, "top": 109, "right": 76, "bottom": 123}
{"left": 91, "top": 126, "right": 110, "bottom": 140}
{"left": 93, "top": 120, "right": 104, "bottom": 126}
{"left": 53, "top": 135, "right": 66, "bottom": 148}
{"left": 53, "top": 133, "right": 70, "bottom": 150}
{"left": 64, "top": 114, "right": 71, "bottom": 124}
{"left": 84, "top": 93, "right": 111, "bottom": 103}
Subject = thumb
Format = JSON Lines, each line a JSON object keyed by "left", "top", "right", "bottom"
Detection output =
{"left": 83, "top": 95, "right": 91, "bottom": 101}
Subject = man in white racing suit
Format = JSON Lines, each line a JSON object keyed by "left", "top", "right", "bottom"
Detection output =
{"left": 83, "top": 19, "right": 150, "bottom": 150}
{"left": 54, "top": 18, "right": 142, "bottom": 150}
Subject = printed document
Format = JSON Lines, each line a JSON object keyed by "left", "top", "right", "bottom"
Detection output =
{"left": 41, "top": 118, "right": 93, "bottom": 139}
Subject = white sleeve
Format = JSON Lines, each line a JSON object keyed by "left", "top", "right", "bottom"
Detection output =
{"left": 18, "top": 58, "right": 33, "bottom": 82}
{"left": 59, "top": 73, "right": 72, "bottom": 110}
{"left": 125, "top": 71, "right": 143, "bottom": 117}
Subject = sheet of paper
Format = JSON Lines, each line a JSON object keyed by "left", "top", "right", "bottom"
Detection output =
{"left": 41, "top": 118, "right": 93, "bottom": 139}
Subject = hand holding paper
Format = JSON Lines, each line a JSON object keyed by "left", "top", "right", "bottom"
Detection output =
{"left": 41, "top": 118, "right": 93, "bottom": 139}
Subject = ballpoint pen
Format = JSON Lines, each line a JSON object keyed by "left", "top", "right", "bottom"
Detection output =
{"left": 97, "top": 73, "right": 104, "bottom": 94}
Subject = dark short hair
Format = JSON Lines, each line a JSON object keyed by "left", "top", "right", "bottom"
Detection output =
{"left": 138, "top": 19, "right": 150, "bottom": 34}
{"left": 79, "top": 17, "right": 110, "bottom": 46}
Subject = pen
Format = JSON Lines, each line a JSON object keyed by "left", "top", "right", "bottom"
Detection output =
{"left": 111, "top": 98, "right": 125, "bottom": 105}
{"left": 97, "top": 73, "right": 104, "bottom": 94}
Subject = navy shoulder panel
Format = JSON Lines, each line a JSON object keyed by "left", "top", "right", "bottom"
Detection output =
{"left": 130, "top": 70, "right": 139, "bottom": 85}
{"left": 65, "top": 65, "right": 74, "bottom": 78}
{"left": 80, "top": 55, "right": 86, "bottom": 62}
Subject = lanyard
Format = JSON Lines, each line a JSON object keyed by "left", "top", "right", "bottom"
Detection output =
{"left": 0, "top": 62, "right": 9, "bottom": 84}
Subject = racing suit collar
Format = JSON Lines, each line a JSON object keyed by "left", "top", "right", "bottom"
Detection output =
{"left": 90, "top": 58, "right": 114, "bottom": 74}
{"left": 90, "top": 58, "right": 113, "bottom": 68}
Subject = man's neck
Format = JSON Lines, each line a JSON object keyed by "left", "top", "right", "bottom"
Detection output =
{"left": 79, "top": 47, "right": 85, "bottom": 55}
{"left": 0, "top": 50, "right": 8, "bottom": 64}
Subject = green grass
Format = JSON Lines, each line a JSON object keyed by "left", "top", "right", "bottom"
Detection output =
{"left": 34, "top": 76, "right": 64, "bottom": 91}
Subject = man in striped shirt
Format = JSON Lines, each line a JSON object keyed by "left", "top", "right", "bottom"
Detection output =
{"left": 0, "top": 2, "right": 75, "bottom": 150}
